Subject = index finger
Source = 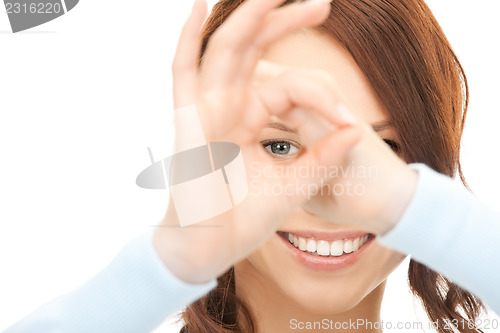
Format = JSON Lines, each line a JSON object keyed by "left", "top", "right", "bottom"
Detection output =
{"left": 257, "top": 70, "right": 358, "bottom": 128}
{"left": 212, "top": 0, "right": 287, "bottom": 47}
{"left": 172, "top": 0, "right": 208, "bottom": 109}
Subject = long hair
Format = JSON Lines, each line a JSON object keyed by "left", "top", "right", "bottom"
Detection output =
{"left": 181, "top": 1, "right": 484, "bottom": 332}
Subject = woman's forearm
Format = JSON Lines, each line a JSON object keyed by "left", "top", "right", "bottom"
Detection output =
{"left": 4, "top": 230, "right": 216, "bottom": 333}
{"left": 379, "top": 163, "right": 500, "bottom": 313}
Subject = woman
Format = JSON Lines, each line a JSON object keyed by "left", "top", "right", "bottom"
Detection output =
{"left": 5, "top": 0, "right": 498, "bottom": 332}
{"left": 176, "top": 0, "right": 484, "bottom": 332}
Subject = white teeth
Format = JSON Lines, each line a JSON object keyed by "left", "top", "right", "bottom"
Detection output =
{"left": 286, "top": 232, "right": 370, "bottom": 256}
{"left": 330, "top": 240, "right": 344, "bottom": 256}
{"left": 352, "top": 238, "right": 360, "bottom": 251}
{"left": 344, "top": 239, "right": 353, "bottom": 253}
{"left": 298, "top": 237, "right": 307, "bottom": 251}
{"left": 317, "top": 240, "right": 330, "bottom": 256}
{"left": 306, "top": 239, "right": 317, "bottom": 253}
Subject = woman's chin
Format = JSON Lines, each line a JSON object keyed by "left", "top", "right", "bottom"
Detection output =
{"left": 275, "top": 273, "right": 386, "bottom": 315}
{"left": 236, "top": 232, "right": 405, "bottom": 318}
{"left": 287, "top": 291, "right": 365, "bottom": 315}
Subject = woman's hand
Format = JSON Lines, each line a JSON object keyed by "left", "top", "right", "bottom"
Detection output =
{"left": 154, "top": 0, "right": 362, "bottom": 284}
{"left": 303, "top": 123, "right": 419, "bottom": 235}
{"left": 254, "top": 60, "right": 419, "bottom": 236}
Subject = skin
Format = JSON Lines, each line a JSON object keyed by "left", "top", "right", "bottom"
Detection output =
{"left": 154, "top": 2, "right": 417, "bottom": 332}
{"left": 235, "top": 29, "right": 407, "bottom": 332}
{"left": 155, "top": 0, "right": 366, "bottom": 284}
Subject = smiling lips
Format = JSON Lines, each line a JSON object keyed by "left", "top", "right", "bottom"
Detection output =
{"left": 286, "top": 232, "right": 370, "bottom": 256}
{"left": 277, "top": 231, "right": 375, "bottom": 271}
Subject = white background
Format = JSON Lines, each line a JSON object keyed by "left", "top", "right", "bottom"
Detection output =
{"left": 0, "top": 0, "right": 499, "bottom": 332}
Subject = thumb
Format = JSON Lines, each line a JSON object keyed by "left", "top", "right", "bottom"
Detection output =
{"left": 283, "top": 125, "right": 363, "bottom": 206}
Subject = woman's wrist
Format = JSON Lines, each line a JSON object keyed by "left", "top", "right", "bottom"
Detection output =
{"left": 376, "top": 166, "right": 419, "bottom": 235}
{"left": 153, "top": 197, "right": 246, "bottom": 285}
{"left": 152, "top": 206, "right": 221, "bottom": 285}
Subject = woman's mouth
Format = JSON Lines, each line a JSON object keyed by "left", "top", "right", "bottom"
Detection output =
{"left": 277, "top": 231, "right": 375, "bottom": 271}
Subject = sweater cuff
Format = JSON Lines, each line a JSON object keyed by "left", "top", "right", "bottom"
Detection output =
{"left": 4, "top": 229, "right": 218, "bottom": 333}
{"left": 109, "top": 229, "right": 218, "bottom": 328}
{"left": 63, "top": 229, "right": 218, "bottom": 333}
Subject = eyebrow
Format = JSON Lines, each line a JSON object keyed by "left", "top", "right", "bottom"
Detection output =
{"left": 266, "top": 121, "right": 393, "bottom": 134}
{"left": 267, "top": 122, "right": 298, "bottom": 134}
{"left": 371, "top": 121, "right": 393, "bottom": 132}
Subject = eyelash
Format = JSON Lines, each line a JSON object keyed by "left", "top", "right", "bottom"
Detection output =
{"left": 383, "top": 139, "right": 401, "bottom": 153}
{"left": 261, "top": 138, "right": 400, "bottom": 156}
{"left": 261, "top": 139, "right": 301, "bottom": 157}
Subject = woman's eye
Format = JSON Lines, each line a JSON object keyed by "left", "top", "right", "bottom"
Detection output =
{"left": 262, "top": 141, "right": 300, "bottom": 156}
{"left": 383, "top": 139, "right": 401, "bottom": 153}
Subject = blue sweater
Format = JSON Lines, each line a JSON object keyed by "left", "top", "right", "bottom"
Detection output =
{"left": 4, "top": 164, "right": 500, "bottom": 332}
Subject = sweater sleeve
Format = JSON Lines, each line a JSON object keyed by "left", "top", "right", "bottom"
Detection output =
{"left": 378, "top": 163, "right": 500, "bottom": 314}
{"left": 4, "top": 229, "right": 217, "bottom": 333}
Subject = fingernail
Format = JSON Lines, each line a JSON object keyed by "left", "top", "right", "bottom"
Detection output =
{"left": 303, "top": 0, "right": 333, "bottom": 7}
{"left": 337, "top": 103, "right": 358, "bottom": 125}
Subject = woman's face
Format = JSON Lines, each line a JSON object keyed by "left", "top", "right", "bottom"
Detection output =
{"left": 235, "top": 29, "right": 406, "bottom": 315}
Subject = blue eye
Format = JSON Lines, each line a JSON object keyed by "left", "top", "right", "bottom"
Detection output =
{"left": 262, "top": 140, "right": 300, "bottom": 156}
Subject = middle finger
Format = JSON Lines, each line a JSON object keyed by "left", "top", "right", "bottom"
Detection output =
{"left": 200, "top": 0, "right": 331, "bottom": 90}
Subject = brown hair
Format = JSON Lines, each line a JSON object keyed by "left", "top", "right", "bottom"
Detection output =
{"left": 181, "top": 0, "right": 484, "bottom": 332}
